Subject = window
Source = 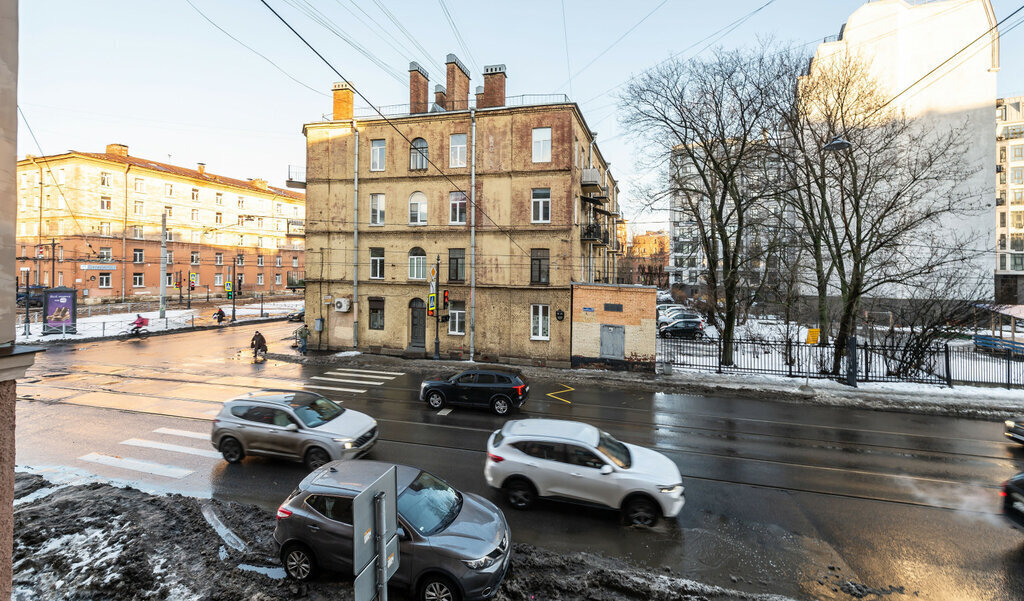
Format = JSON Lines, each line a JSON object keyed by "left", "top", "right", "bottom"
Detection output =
{"left": 131, "top": 225, "right": 143, "bottom": 239}
{"left": 99, "top": 222, "right": 111, "bottom": 236}
{"left": 371, "top": 248, "right": 385, "bottom": 279}
{"left": 165, "top": 183, "right": 174, "bottom": 197}
{"left": 1015, "top": 255, "right": 1024, "bottom": 271}
{"left": 449, "top": 301, "right": 465, "bottom": 335}
{"left": 1013, "top": 145, "right": 1024, "bottom": 161}
{"left": 1016, "top": 191, "right": 1024, "bottom": 206}
{"left": 236, "top": 255, "right": 245, "bottom": 266}
{"left": 101, "top": 172, "right": 112, "bottom": 187}
{"left": 1015, "top": 212, "right": 1024, "bottom": 230}
{"left": 237, "top": 196, "right": 244, "bottom": 209}
{"left": 257, "top": 255, "right": 264, "bottom": 267}
{"left": 448, "top": 248, "right": 465, "bottom": 281}
{"left": 1013, "top": 167, "right": 1024, "bottom": 185}
{"left": 369, "top": 298, "right": 385, "bottom": 330}
{"left": 370, "top": 139, "right": 386, "bottom": 171}
{"left": 164, "top": 205, "right": 173, "bottom": 218}
{"left": 1002, "top": 212, "right": 1008, "bottom": 228}
{"left": 532, "top": 127, "right": 551, "bottom": 162}
{"left": 514, "top": 441, "right": 564, "bottom": 462}
{"left": 215, "top": 212, "right": 223, "bottom": 224}
{"left": 531, "top": 188, "right": 551, "bottom": 223}
{"left": 164, "top": 229, "right": 173, "bottom": 242}
{"left": 257, "top": 217, "right": 264, "bottom": 229}
{"left": 98, "top": 272, "right": 111, "bottom": 288}
{"left": 191, "top": 251, "right": 200, "bottom": 265}
{"left": 292, "top": 256, "right": 299, "bottom": 267}
{"left": 409, "top": 247, "right": 426, "bottom": 280}
{"left": 98, "top": 247, "right": 112, "bottom": 261}
{"left": 237, "top": 273, "right": 245, "bottom": 285}
{"left": 306, "top": 494, "right": 354, "bottom": 524}
{"left": 257, "top": 273, "right": 264, "bottom": 285}
{"left": 450, "top": 133, "right": 467, "bottom": 168}
{"left": 166, "top": 250, "right": 174, "bottom": 265}
{"left": 133, "top": 248, "right": 144, "bottom": 263}
{"left": 57, "top": 168, "right": 65, "bottom": 185}
{"left": 133, "top": 273, "right": 144, "bottom": 287}
{"left": 410, "top": 138, "right": 429, "bottom": 170}
{"left": 531, "top": 304, "right": 550, "bottom": 340}
{"left": 214, "top": 273, "right": 223, "bottom": 286}
{"left": 409, "top": 192, "right": 427, "bottom": 224}
{"left": 191, "top": 209, "right": 199, "bottom": 221}
{"left": 134, "top": 200, "right": 144, "bottom": 215}
{"left": 566, "top": 445, "right": 605, "bottom": 469}
{"left": 370, "top": 194, "right": 385, "bottom": 225}
{"left": 215, "top": 253, "right": 223, "bottom": 266}
{"left": 1000, "top": 234, "right": 1007, "bottom": 250}
{"left": 192, "top": 188, "right": 200, "bottom": 201}
{"left": 215, "top": 192, "right": 223, "bottom": 205}
{"left": 134, "top": 178, "right": 145, "bottom": 193}
{"left": 99, "top": 196, "right": 112, "bottom": 211}
{"left": 275, "top": 273, "right": 282, "bottom": 285}
{"left": 531, "top": 249, "right": 550, "bottom": 284}
{"left": 276, "top": 256, "right": 282, "bottom": 267}
{"left": 1001, "top": 254, "right": 1007, "bottom": 270}
{"left": 238, "top": 215, "right": 246, "bottom": 226}
{"left": 449, "top": 191, "right": 467, "bottom": 224}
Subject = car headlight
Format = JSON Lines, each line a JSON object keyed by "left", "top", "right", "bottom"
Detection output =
{"left": 659, "top": 484, "right": 683, "bottom": 494}
{"left": 1007, "top": 420, "right": 1017, "bottom": 429}
{"left": 333, "top": 438, "right": 355, "bottom": 449}
{"left": 463, "top": 555, "right": 497, "bottom": 570}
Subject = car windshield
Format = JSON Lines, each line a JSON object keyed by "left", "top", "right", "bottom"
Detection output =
{"left": 596, "top": 430, "right": 631, "bottom": 469}
{"left": 397, "top": 470, "right": 463, "bottom": 537}
{"left": 289, "top": 394, "right": 345, "bottom": 428}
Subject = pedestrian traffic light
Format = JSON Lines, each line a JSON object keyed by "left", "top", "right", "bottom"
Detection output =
{"left": 443, "top": 289, "right": 449, "bottom": 309}
{"left": 227, "top": 291, "right": 233, "bottom": 300}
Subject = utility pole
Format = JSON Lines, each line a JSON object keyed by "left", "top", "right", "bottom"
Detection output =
{"left": 159, "top": 213, "right": 167, "bottom": 318}
{"left": 49, "top": 238, "right": 56, "bottom": 288}
{"left": 433, "top": 255, "right": 440, "bottom": 360}
{"left": 177, "top": 270, "right": 183, "bottom": 304}
{"left": 230, "top": 262, "right": 237, "bottom": 322}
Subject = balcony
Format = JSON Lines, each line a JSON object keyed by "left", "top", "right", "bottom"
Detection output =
{"left": 286, "top": 271, "right": 305, "bottom": 289}
{"left": 581, "top": 223, "right": 604, "bottom": 242}
{"left": 581, "top": 168, "right": 602, "bottom": 194}
{"left": 998, "top": 196, "right": 1007, "bottom": 206}
{"left": 286, "top": 165, "right": 306, "bottom": 189}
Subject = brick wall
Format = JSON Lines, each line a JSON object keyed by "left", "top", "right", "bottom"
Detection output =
{"left": 571, "top": 283, "right": 656, "bottom": 371}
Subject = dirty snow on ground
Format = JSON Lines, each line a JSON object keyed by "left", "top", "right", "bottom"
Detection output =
{"left": 12, "top": 472, "right": 800, "bottom": 601}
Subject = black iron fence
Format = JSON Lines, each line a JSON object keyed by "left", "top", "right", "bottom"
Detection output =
{"left": 657, "top": 336, "right": 1024, "bottom": 389}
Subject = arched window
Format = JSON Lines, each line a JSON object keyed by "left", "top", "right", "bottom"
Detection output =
{"left": 408, "top": 192, "right": 427, "bottom": 225}
{"left": 409, "top": 138, "right": 428, "bottom": 170}
{"left": 408, "top": 247, "right": 426, "bottom": 280}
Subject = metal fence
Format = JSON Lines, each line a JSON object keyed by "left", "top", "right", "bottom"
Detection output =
{"left": 18, "top": 315, "right": 196, "bottom": 340}
{"left": 657, "top": 336, "right": 1024, "bottom": 389}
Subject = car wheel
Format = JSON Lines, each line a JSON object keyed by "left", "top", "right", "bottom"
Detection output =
{"left": 282, "top": 543, "right": 317, "bottom": 582}
{"left": 419, "top": 574, "right": 460, "bottom": 601}
{"left": 504, "top": 478, "right": 536, "bottom": 510}
{"left": 304, "top": 447, "right": 331, "bottom": 471}
{"left": 219, "top": 437, "right": 245, "bottom": 463}
{"left": 623, "top": 496, "right": 659, "bottom": 527}
{"left": 491, "top": 395, "right": 511, "bottom": 416}
{"left": 426, "top": 390, "right": 446, "bottom": 410}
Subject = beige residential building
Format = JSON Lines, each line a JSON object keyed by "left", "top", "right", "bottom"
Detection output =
{"left": 996, "top": 96, "right": 1024, "bottom": 303}
{"left": 14, "top": 145, "right": 305, "bottom": 301}
{"left": 301, "top": 55, "right": 624, "bottom": 364}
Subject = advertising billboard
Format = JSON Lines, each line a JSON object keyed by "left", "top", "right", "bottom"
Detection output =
{"left": 42, "top": 288, "right": 77, "bottom": 335}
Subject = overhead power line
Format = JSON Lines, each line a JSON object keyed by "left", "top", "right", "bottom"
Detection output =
{"left": 437, "top": 0, "right": 479, "bottom": 76}
{"left": 370, "top": 0, "right": 447, "bottom": 76}
{"left": 560, "top": 0, "right": 574, "bottom": 99}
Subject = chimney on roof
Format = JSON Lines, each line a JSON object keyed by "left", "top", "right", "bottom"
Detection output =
{"left": 481, "top": 64, "right": 506, "bottom": 109}
{"left": 106, "top": 143, "right": 129, "bottom": 157}
{"left": 197, "top": 163, "right": 206, "bottom": 175}
{"left": 434, "top": 85, "right": 447, "bottom": 109}
{"left": 332, "top": 82, "right": 354, "bottom": 121}
{"left": 445, "top": 53, "right": 470, "bottom": 111}
{"left": 409, "top": 62, "right": 430, "bottom": 114}
{"left": 250, "top": 178, "right": 268, "bottom": 191}
{"left": 475, "top": 86, "right": 484, "bottom": 107}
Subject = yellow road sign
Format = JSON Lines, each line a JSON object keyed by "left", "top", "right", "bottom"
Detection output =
{"left": 806, "top": 329, "right": 820, "bottom": 345}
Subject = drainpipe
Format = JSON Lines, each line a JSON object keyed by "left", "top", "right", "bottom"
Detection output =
{"left": 352, "top": 125, "right": 359, "bottom": 349}
{"left": 121, "top": 164, "right": 131, "bottom": 301}
{"left": 469, "top": 109, "right": 477, "bottom": 361}
{"left": 588, "top": 132, "right": 596, "bottom": 169}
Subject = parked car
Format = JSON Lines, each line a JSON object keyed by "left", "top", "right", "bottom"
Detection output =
{"left": 1005, "top": 418, "right": 1024, "bottom": 444}
{"left": 287, "top": 309, "right": 305, "bottom": 322}
{"left": 659, "top": 317, "right": 705, "bottom": 339}
{"left": 420, "top": 369, "right": 529, "bottom": 416}
{"left": 1003, "top": 473, "right": 1024, "bottom": 532}
{"left": 211, "top": 389, "right": 378, "bottom": 470}
{"left": 484, "top": 418, "right": 684, "bottom": 527}
{"left": 15, "top": 287, "right": 45, "bottom": 307}
{"left": 274, "top": 460, "right": 511, "bottom": 601}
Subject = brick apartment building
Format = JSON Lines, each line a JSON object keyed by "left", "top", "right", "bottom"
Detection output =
{"left": 301, "top": 55, "right": 629, "bottom": 364}
{"left": 14, "top": 146, "right": 305, "bottom": 302}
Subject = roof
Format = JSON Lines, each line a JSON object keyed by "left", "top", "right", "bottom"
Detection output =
{"left": 501, "top": 419, "right": 599, "bottom": 445}
{"left": 306, "top": 460, "right": 419, "bottom": 495}
{"left": 44, "top": 150, "right": 304, "bottom": 202}
{"left": 230, "top": 389, "right": 323, "bottom": 406}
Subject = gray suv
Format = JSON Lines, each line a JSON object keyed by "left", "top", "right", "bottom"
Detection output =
{"left": 274, "top": 460, "right": 510, "bottom": 601}
{"left": 211, "top": 390, "right": 378, "bottom": 470}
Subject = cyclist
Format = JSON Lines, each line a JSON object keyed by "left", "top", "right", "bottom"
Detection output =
{"left": 250, "top": 330, "right": 267, "bottom": 359}
{"left": 130, "top": 314, "right": 147, "bottom": 336}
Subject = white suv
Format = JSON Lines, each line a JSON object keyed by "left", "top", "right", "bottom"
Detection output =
{"left": 484, "top": 419, "right": 684, "bottom": 526}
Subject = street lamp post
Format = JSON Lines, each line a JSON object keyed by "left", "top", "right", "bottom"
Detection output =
{"left": 823, "top": 135, "right": 855, "bottom": 387}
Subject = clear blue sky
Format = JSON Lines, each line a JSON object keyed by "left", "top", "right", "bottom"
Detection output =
{"left": 16, "top": 1, "right": 1024, "bottom": 230}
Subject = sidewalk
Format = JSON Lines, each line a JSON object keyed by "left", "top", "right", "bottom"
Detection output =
{"left": 274, "top": 350, "right": 1024, "bottom": 420}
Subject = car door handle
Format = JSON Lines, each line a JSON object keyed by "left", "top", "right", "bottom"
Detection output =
{"left": 570, "top": 473, "right": 582, "bottom": 477}
{"left": 525, "top": 462, "right": 538, "bottom": 468}
{"left": 307, "top": 525, "right": 320, "bottom": 532}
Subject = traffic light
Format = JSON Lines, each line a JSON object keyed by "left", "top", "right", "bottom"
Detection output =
{"left": 443, "top": 289, "right": 449, "bottom": 309}
{"left": 226, "top": 291, "right": 233, "bottom": 300}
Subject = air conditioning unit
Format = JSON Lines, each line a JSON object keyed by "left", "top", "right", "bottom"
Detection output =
{"left": 334, "top": 297, "right": 351, "bottom": 312}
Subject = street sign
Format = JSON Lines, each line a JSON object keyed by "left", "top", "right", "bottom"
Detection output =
{"left": 428, "top": 264, "right": 437, "bottom": 281}
{"left": 429, "top": 280, "right": 436, "bottom": 294}
{"left": 352, "top": 466, "right": 399, "bottom": 601}
{"left": 224, "top": 282, "right": 233, "bottom": 292}
{"left": 428, "top": 293, "right": 436, "bottom": 315}
{"left": 806, "top": 328, "right": 820, "bottom": 345}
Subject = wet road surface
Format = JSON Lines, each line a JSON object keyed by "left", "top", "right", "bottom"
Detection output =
{"left": 14, "top": 322, "right": 1024, "bottom": 600}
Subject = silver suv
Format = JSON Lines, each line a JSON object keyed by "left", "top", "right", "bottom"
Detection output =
{"left": 211, "top": 389, "right": 378, "bottom": 470}
{"left": 274, "top": 460, "right": 510, "bottom": 601}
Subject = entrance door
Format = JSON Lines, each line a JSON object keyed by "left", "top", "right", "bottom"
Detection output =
{"left": 409, "top": 298, "right": 426, "bottom": 347}
{"left": 599, "top": 325, "right": 625, "bottom": 360}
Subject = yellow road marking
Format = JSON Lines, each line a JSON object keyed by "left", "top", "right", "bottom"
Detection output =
{"left": 546, "top": 384, "right": 574, "bottom": 404}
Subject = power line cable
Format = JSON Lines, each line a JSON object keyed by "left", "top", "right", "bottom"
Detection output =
{"left": 331, "top": 0, "right": 429, "bottom": 72}
{"left": 369, "top": 0, "right": 447, "bottom": 76}
{"left": 437, "top": 0, "right": 479, "bottom": 75}
{"left": 560, "top": 0, "right": 574, "bottom": 100}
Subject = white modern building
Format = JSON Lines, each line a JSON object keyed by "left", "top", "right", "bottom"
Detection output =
{"left": 996, "top": 96, "right": 1024, "bottom": 302}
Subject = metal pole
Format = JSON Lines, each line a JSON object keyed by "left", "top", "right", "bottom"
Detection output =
{"left": 187, "top": 273, "right": 191, "bottom": 309}
{"left": 159, "top": 213, "right": 167, "bottom": 318}
{"left": 352, "top": 125, "right": 360, "bottom": 349}
{"left": 178, "top": 270, "right": 183, "bottom": 304}
{"left": 469, "top": 108, "right": 477, "bottom": 362}
{"left": 260, "top": 293, "right": 264, "bottom": 318}
{"left": 374, "top": 492, "right": 388, "bottom": 601}
{"left": 434, "top": 255, "right": 440, "bottom": 360}
{"left": 23, "top": 277, "right": 30, "bottom": 336}
{"left": 230, "top": 263, "right": 236, "bottom": 322}
{"left": 944, "top": 343, "right": 952, "bottom": 388}
{"left": 50, "top": 238, "right": 56, "bottom": 288}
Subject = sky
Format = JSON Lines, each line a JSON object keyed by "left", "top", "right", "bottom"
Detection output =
{"left": 16, "top": 0, "right": 1024, "bottom": 232}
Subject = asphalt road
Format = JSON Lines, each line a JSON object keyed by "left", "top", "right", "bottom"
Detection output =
{"left": 14, "top": 321, "right": 1024, "bottom": 601}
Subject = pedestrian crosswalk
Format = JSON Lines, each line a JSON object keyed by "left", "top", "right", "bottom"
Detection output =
{"left": 79, "top": 426, "right": 218, "bottom": 479}
{"left": 300, "top": 368, "right": 404, "bottom": 395}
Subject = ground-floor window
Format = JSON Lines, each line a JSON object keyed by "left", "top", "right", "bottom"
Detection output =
{"left": 531, "top": 304, "right": 549, "bottom": 340}
{"left": 98, "top": 272, "right": 111, "bottom": 288}
{"left": 449, "top": 301, "right": 465, "bottom": 335}
{"left": 369, "top": 298, "right": 385, "bottom": 330}
{"left": 257, "top": 273, "right": 264, "bottom": 285}
{"left": 133, "top": 273, "right": 144, "bottom": 287}
{"left": 214, "top": 273, "right": 223, "bottom": 286}
{"left": 275, "top": 273, "right": 282, "bottom": 285}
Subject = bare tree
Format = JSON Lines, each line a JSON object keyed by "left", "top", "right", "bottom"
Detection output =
{"left": 621, "top": 43, "right": 793, "bottom": 364}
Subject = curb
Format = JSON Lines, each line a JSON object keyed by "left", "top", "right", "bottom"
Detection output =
{"left": 17, "top": 316, "right": 290, "bottom": 348}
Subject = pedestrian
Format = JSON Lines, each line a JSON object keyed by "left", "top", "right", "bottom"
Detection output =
{"left": 250, "top": 330, "right": 267, "bottom": 360}
{"left": 213, "top": 308, "right": 225, "bottom": 325}
{"left": 296, "top": 323, "right": 310, "bottom": 355}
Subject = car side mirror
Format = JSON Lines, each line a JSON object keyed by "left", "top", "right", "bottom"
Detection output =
{"left": 600, "top": 465, "right": 613, "bottom": 475}
{"left": 285, "top": 423, "right": 299, "bottom": 432}
{"left": 397, "top": 526, "right": 409, "bottom": 541}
